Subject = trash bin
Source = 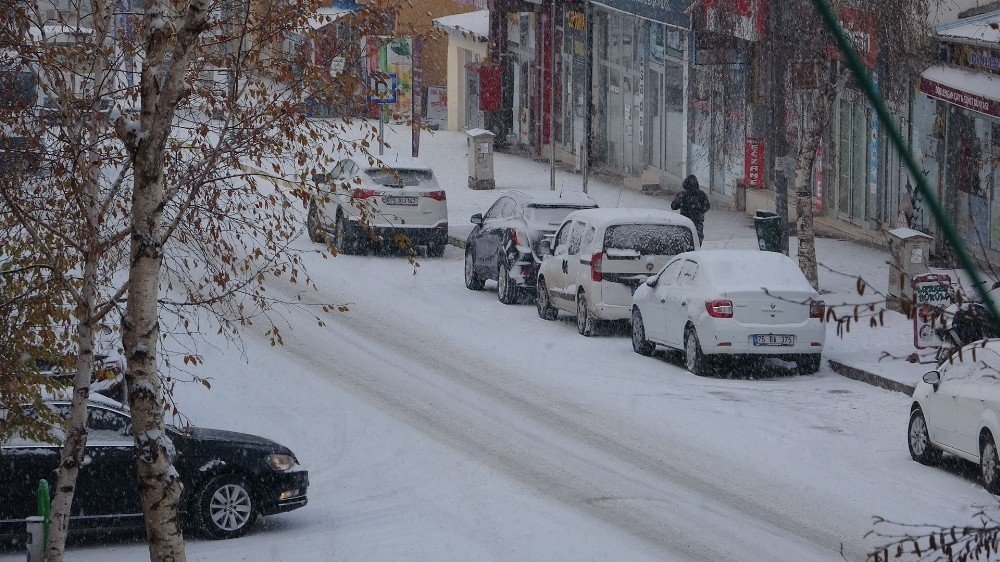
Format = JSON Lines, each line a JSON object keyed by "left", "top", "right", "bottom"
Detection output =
{"left": 754, "top": 210, "right": 783, "bottom": 253}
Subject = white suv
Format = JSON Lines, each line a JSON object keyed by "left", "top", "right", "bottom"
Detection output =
{"left": 535, "top": 209, "right": 699, "bottom": 336}
{"left": 307, "top": 155, "right": 449, "bottom": 255}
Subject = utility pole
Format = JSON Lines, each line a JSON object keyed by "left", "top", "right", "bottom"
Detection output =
{"left": 582, "top": 0, "right": 592, "bottom": 194}
{"left": 549, "top": 0, "right": 556, "bottom": 191}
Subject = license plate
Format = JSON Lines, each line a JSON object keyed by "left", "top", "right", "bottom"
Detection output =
{"left": 384, "top": 195, "right": 418, "bottom": 206}
{"left": 752, "top": 334, "right": 795, "bottom": 346}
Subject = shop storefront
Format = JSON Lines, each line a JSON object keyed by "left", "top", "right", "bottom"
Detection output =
{"left": 591, "top": 1, "right": 690, "bottom": 180}
{"left": 912, "top": 11, "right": 1000, "bottom": 263}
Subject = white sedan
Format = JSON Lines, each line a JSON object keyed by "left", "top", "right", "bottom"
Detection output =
{"left": 630, "top": 250, "right": 826, "bottom": 376}
{"left": 909, "top": 339, "right": 1000, "bottom": 493}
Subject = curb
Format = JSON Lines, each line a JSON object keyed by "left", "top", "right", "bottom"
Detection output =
{"left": 827, "top": 360, "right": 915, "bottom": 395}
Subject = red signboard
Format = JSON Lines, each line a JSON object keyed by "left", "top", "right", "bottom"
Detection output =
{"left": 920, "top": 77, "right": 1000, "bottom": 118}
{"left": 744, "top": 138, "right": 765, "bottom": 188}
{"left": 478, "top": 64, "right": 502, "bottom": 112}
{"left": 825, "top": 6, "right": 878, "bottom": 69}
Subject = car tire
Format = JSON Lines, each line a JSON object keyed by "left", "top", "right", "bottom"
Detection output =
{"left": 334, "top": 214, "right": 357, "bottom": 255}
{"left": 981, "top": 433, "right": 1000, "bottom": 494}
{"left": 497, "top": 254, "right": 520, "bottom": 305}
{"left": 576, "top": 292, "right": 598, "bottom": 337}
{"left": 465, "top": 246, "right": 485, "bottom": 290}
{"left": 631, "top": 308, "right": 655, "bottom": 357}
{"left": 194, "top": 474, "right": 258, "bottom": 540}
{"left": 306, "top": 200, "right": 325, "bottom": 243}
{"left": 796, "top": 354, "right": 822, "bottom": 375}
{"left": 908, "top": 408, "right": 940, "bottom": 465}
{"left": 536, "top": 278, "right": 558, "bottom": 320}
{"left": 684, "top": 326, "right": 709, "bottom": 376}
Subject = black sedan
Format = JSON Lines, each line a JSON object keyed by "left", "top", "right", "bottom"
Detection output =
{"left": 0, "top": 394, "right": 307, "bottom": 541}
{"left": 464, "top": 190, "right": 597, "bottom": 304}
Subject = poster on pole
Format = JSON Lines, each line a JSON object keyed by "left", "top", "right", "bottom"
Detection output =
{"left": 913, "top": 273, "right": 952, "bottom": 349}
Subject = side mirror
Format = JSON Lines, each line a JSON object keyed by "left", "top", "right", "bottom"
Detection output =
{"left": 538, "top": 238, "right": 552, "bottom": 255}
{"left": 471, "top": 213, "right": 483, "bottom": 225}
{"left": 923, "top": 370, "right": 941, "bottom": 386}
{"left": 645, "top": 276, "right": 658, "bottom": 288}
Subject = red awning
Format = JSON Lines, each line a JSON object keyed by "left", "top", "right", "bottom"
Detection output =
{"left": 920, "top": 65, "right": 1000, "bottom": 119}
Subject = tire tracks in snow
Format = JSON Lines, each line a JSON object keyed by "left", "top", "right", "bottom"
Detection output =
{"left": 265, "top": 275, "right": 861, "bottom": 561}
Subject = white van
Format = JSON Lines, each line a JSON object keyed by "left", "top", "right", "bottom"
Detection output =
{"left": 535, "top": 209, "right": 699, "bottom": 336}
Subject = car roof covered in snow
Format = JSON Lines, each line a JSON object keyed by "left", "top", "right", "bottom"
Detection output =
{"left": 672, "top": 250, "right": 816, "bottom": 294}
{"left": 507, "top": 190, "right": 597, "bottom": 208}
{"left": 563, "top": 208, "right": 695, "bottom": 229}
{"left": 39, "top": 388, "right": 127, "bottom": 410}
{"left": 364, "top": 154, "right": 432, "bottom": 172}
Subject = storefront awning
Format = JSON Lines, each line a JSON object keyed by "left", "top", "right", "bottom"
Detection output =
{"left": 305, "top": 6, "right": 357, "bottom": 31}
{"left": 920, "top": 64, "right": 1000, "bottom": 119}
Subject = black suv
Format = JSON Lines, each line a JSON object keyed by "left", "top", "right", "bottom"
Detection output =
{"left": 1, "top": 395, "right": 308, "bottom": 542}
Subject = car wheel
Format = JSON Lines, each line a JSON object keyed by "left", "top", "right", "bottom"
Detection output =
{"left": 536, "top": 278, "right": 558, "bottom": 320}
{"left": 982, "top": 433, "right": 1000, "bottom": 494}
{"left": 684, "top": 326, "right": 708, "bottom": 376}
{"left": 195, "top": 474, "right": 258, "bottom": 539}
{"left": 908, "top": 408, "right": 940, "bottom": 465}
{"left": 465, "top": 246, "right": 485, "bottom": 290}
{"left": 576, "top": 292, "right": 598, "bottom": 337}
{"left": 796, "top": 354, "right": 822, "bottom": 375}
{"left": 497, "top": 254, "right": 520, "bottom": 305}
{"left": 631, "top": 308, "right": 655, "bottom": 357}
{"left": 334, "top": 214, "right": 356, "bottom": 255}
{"left": 306, "top": 200, "right": 325, "bottom": 243}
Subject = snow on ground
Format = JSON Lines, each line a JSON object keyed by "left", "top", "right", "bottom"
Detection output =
{"left": 3, "top": 125, "right": 991, "bottom": 561}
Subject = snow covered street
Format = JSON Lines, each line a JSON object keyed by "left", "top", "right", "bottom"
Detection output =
{"left": 6, "top": 242, "right": 991, "bottom": 561}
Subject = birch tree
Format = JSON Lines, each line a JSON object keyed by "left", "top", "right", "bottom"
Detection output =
{"left": 1, "top": 0, "right": 402, "bottom": 559}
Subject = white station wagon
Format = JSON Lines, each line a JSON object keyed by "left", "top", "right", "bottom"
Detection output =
{"left": 909, "top": 340, "right": 1000, "bottom": 493}
{"left": 536, "top": 209, "right": 699, "bottom": 336}
{"left": 631, "top": 250, "right": 826, "bottom": 376}
{"left": 307, "top": 155, "right": 449, "bottom": 255}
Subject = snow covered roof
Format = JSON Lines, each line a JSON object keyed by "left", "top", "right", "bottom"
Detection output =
{"left": 565, "top": 208, "right": 694, "bottom": 229}
{"left": 305, "top": 6, "right": 357, "bottom": 30}
{"left": 367, "top": 154, "right": 432, "bottom": 172}
{"left": 434, "top": 10, "right": 489, "bottom": 42}
{"left": 509, "top": 190, "right": 598, "bottom": 208}
{"left": 937, "top": 10, "right": 1000, "bottom": 46}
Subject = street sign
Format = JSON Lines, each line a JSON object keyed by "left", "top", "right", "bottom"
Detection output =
{"left": 368, "top": 72, "right": 398, "bottom": 105}
{"left": 913, "top": 273, "right": 952, "bottom": 349}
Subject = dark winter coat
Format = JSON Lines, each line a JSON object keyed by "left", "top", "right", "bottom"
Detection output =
{"left": 671, "top": 177, "right": 711, "bottom": 227}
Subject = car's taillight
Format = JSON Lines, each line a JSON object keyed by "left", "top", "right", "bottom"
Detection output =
{"left": 591, "top": 252, "right": 603, "bottom": 282}
{"left": 705, "top": 299, "right": 734, "bottom": 319}
{"left": 810, "top": 300, "right": 825, "bottom": 319}
{"left": 421, "top": 190, "right": 446, "bottom": 201}
{"left": 351, "top": 188, "right": 378, "bottom": 199}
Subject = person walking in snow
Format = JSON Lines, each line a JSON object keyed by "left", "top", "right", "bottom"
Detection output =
{"left": 671, "top": 175, "right": 710, "bottom": 244}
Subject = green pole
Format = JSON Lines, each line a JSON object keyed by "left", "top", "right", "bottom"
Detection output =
{"left": 37, "top": 479, "right": 50, "bottom": 547}
{"left": 810, "top": 0, "right": 1000, "bottom": 332}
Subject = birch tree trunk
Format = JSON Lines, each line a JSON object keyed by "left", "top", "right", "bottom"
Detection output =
{"left": 44, "top": 254, "right": 98, "bottom": 562}
{"left": 794, "top": 133, "right": 821, "bottom": 290}
{"left": 122, "top": 0, "right": 210, "bottom": 559}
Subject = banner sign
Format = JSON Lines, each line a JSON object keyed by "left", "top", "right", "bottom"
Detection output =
{"left": 919, "top": 77, "right": 1000, "bottom": 118}
{"left": 913, "top": 273, "right": 952, "bottom": 349}
{"left": 744, "top": 138, "right": 765, "bottom": 188}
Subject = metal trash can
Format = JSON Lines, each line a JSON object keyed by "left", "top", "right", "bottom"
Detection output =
{"left": 754, "top": 210, "right": 783, "bottom": 253}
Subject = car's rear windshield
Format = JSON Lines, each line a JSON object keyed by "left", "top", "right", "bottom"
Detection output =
{"left": 603, "top": 224, "right": 694, "bottom": 257}
{"left": 366, "top": 168, "right": 434, "bottom": 187}
{"left": 525, "top": 205, "right": 594, "bottom": 226}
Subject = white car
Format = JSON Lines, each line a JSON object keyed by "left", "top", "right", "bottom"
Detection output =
{"left": 909, "top": 340, "right": 1000, "bottom": 492}
{"left": 307, "top": 155, "right": 449, "bottom": 255}
{"left": 535, "top": 209, "right": 699, "bottom": 336}
{"left": 630, "top": 250, "right": 825, "bottom": 376}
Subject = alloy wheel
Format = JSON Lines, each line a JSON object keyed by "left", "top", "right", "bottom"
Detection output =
{"left": 909, "top": 414, "right": 928, "bottom": 457}
{"left": 209, "top": 484, "right": 253, "bottom": 532}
